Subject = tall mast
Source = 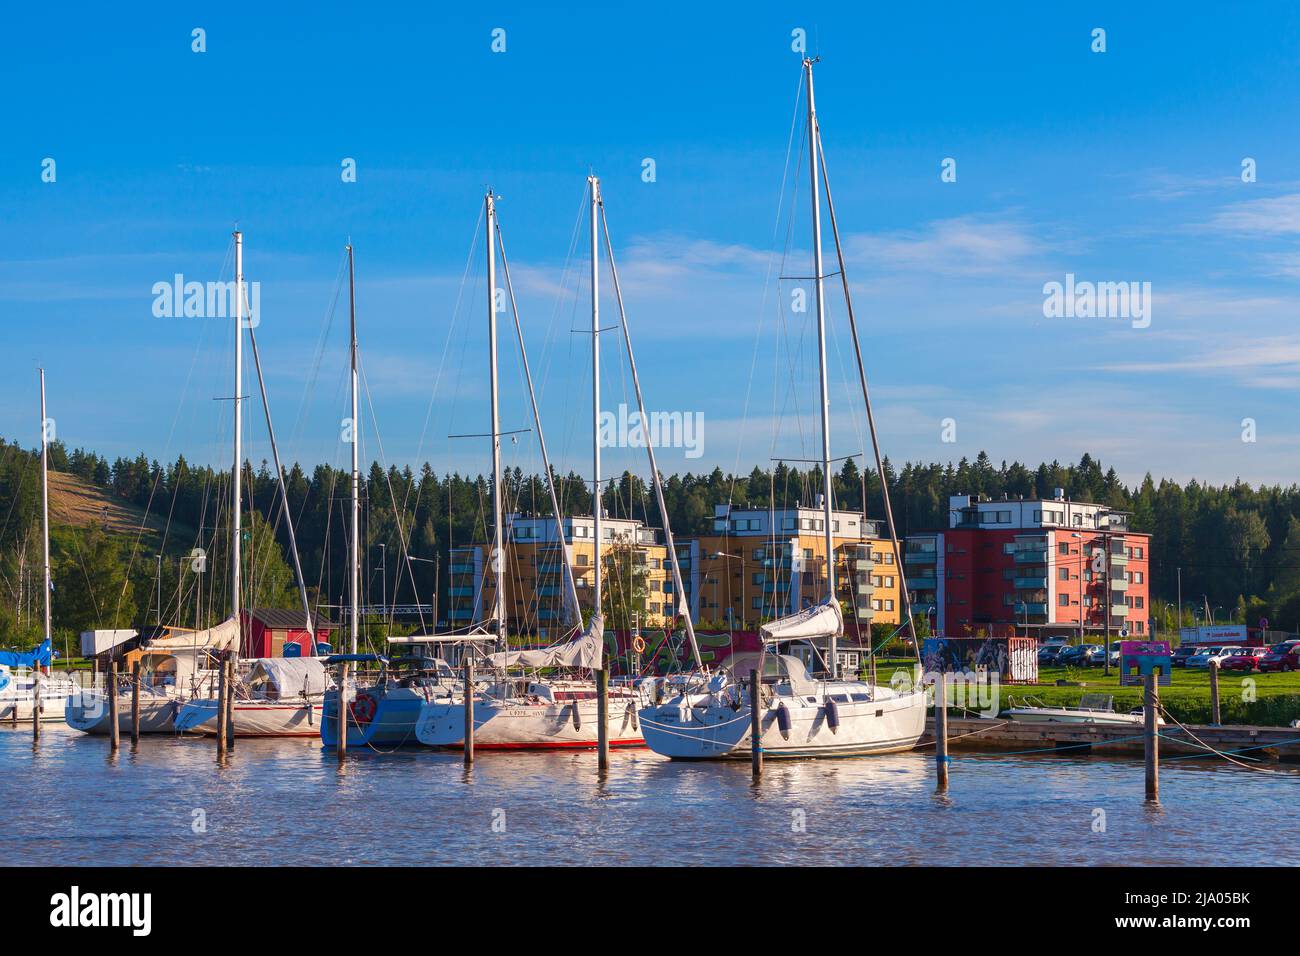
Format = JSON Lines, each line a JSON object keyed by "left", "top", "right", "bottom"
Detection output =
{"left": 347, "top": 244, "right": 359, "bottom": 655}
{"left": 805, "top": 58, "right": 838, "bottom": 678}
{"left": 39, "top": 369, "right": 51, "bottom": 649}
{"left": 232, "top": 231, "right": 244, "bottom": 643}
{"left": 486, "top": 191, "right": 506, "bottom": 648}
{"left": 597, "top": 203, "right": 703, "bottom": 670}
{"left": 589, "top": 175, "right": 603, "bottom": 630}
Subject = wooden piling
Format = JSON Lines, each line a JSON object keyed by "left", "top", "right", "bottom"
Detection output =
{"left": 596, "top": 667, "right": 609, "bottom": 770}
{"left": 216, "top": 653, "right": 228, "bottom": 759}
{"left": 1144, "top": 673, "right": 1159, "bottom": 802}
{"left": 463, "top": 660, "right": 474, "bottom": 765}
{"left": 1209, "top": 660, "right": 1221, "bottom": 726}
{"left": 108, "top": 660, "right": 120, "bottom": 752}
{"left": 32, "top": 671, "right": 41, "bottom": 742}
{"left": 750, "top": 669, "right": 762, "bottom": 778}
{"left": 130, "top": 661, "right": 141, "bottom": 748}
{"left": 935, "top": 671, "right": 950, "bottom": 792}
{"left": 224, "top": 656, "right": 235, "bottom": 751}
{"left": 335, "top": 660, "right": 348, "bottom": 762}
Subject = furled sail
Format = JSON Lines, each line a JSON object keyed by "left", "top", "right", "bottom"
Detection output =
{"left": 486, "top": 614, "right": 605, "bottom": 671}
{"left": 148, "top": 616, "right": 241, "bottom": 652}
{"left": 759, "top": 599, "right": 843, "bottom": 644}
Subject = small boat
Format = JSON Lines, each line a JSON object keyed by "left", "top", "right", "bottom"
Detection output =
{"left": 323, "top": 654, "right": 462, "bottom": 748}
{"left": 174, "top": 657, "right": 332, "bottom": 737}
{"left": 65, "top": 641, "right": 225, "bottom": 735}
{"left": 1002, "top": 694, "right": 1163, "bottom": 727}
{"left": 0, "top": 659, "right": 80, "bottom": 722}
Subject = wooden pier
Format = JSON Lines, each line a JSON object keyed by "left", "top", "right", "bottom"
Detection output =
{"left": 921, "top": 717, "right": 1300, "bottom": 762}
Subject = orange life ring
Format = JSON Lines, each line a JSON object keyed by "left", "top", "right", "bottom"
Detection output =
{"left": 349, "top": 693, "right": 377, "bottom": 725}
{"left": 631, "top": 635, "right": 647, "bottom": 654}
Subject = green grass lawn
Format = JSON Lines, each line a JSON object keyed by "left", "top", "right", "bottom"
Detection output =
{"left": 873, "top": 657, "right": 1300, "bottom": 727}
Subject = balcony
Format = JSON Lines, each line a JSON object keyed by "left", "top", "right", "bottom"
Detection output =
{"left": 1108, "top": 548, "right": 1128, "bottom": 566}
{"left": 1111, "top": 603, "right": 1129, "bottom": 617}
{"left": 1108, "top": 575, "right": 1128, "bottom": 591}
{"left": 1014, "top": 548, "right": 1049, "bottom": 564}
{"left": 1014, "top": 576, "right": 1048, "bottom": 589}
{"left": 1014, "top": 602, "right": 1048, "bottom": 616}
{"left": 908, "top": 575, "right": 937, "bottom": 590}
{"left": 904, "top": 550, "right": 938, "bottom": 564}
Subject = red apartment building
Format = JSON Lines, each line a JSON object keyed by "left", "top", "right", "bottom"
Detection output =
{"left": 904, "top": 492, "right": 1151, "bottom": 641}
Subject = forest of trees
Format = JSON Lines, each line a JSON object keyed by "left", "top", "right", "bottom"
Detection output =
{"left": 3, "top": 435, "right": 1300, "bottom": 651}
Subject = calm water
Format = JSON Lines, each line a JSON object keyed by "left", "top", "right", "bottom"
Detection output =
{"left": 3, "top": 725, "right": 1297, "bottom": 866}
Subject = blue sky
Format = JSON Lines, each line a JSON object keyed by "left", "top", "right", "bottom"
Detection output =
{"left": 4, "top": 3, "right": 1300, "bottom": 489}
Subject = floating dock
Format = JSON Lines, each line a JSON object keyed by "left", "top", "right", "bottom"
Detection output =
{"left": 921, "top": 717, "right": 1300, "bottom": 762}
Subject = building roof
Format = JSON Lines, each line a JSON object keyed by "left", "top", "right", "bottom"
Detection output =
{"left": 243, "top": 607, "right": 333, "bottom": 629}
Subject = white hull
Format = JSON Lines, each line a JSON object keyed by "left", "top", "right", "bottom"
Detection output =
{"left": 64, "top": 691, "right": 182, "bottom": 734}
{"left": 640, "top": 684, "right": 927, "bottom": 759}
{"left": 0, "top": 672, "right": 80, "bottom": 722}
{"left": 1003, "top": 708, "right": 1159, "bottom": 727}
{"left": 174, "top": 697, "right": 325, "bottom": 737}
{"left": 416, "top": 694, "right": 646, "bottom": 749}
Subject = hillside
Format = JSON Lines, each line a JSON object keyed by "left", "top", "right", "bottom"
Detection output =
{"left": 47, "top": 470, "right": 192, "bottom": 546}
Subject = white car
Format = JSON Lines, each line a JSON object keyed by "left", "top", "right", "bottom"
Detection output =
{"left": 1186, "top": 646, "right": 1241, "bottom": 669}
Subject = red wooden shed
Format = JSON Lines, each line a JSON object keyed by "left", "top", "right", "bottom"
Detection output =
{"left": 240, "top": 608, "right": 333, "bottom": 658}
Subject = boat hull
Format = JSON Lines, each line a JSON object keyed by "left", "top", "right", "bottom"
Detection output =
{"left": 415, "top": 695, "right": 646, "bottom": 749}
{"left": 320, "top": 686, "right": 431, "bottom": 748}
{"left": 639, "top": 686, "right": 927, "bottom": 760}
{"left": 1002, "top": 708, "right": 1158, "bottom": 727}
{"left": 175, "top": 697, "right": 324, "bottom": 737}
{"left": 64, "top": 692, "right": 181, "bottom": 734}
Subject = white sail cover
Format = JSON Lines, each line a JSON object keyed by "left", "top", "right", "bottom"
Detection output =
{"left": 486, "top": 614, "right": 605, "bottom": 671}
{"left": 148, "top": 616, "right": 241, "bottom": 652}
{"left": 759, "top": 599, "right": 843, "bottom": 644}
{"left": 246, "top": 658, "right": 330, "bottom": 697}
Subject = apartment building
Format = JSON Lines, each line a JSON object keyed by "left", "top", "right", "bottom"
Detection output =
{"left": 905, "top": 493, "right": 1152, "bottom": 640}
{"left": 446, "top": 513, "right": 670, "bottom": 637}
{"left": 674, "top": 504, "right": 902, "bottom": 633}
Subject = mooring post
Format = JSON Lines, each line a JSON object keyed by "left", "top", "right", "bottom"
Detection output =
{"left": 216, "top": 653, "right": 228, "bottom": 759}
{"left": 108, "top": 660, "right": 120, "bottom": 753}
{"left": 463, "top": 660, "right": 475, "bottom": 765}
{"left": 750, "top": 669, "right": 762, "bottom": 778}
{"left": 1209, "top": 660, "right": 1221, "bottom": 726}
{"left": 335, "top": 660, "right": 349, "bottom": 762}
{"left": 596, "top": 666, "right": 609, "bottom": 771}
{"left": 224, "top": 655, "right": 236, "bottom": 751}
{"left": 130, "top": 661, "right": 141, "bottom": 748}
{"left": 935, "top": 671, "right": 950, "bottom": 792}
{"left": 32, "top": 670, "right": 41, "bottom": 743}
{"left": 1144, "top": 672, "right": 1159, "bottom": 802}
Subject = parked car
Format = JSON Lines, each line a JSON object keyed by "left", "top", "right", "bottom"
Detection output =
{"left": 1259, "top": 641, "right": 1300, "bottom": 673}
{"left": 1058, "top": 644, "right": 1101, "bottom": 667}
{"left": 1171, "top": 646, "right": 1200, "bottom": 668}
{"left": 1220, "top": 647, "right": 1269, "bottom": 672}
{"left": 1038, "top": 644, "right": 1067, "bottom": 665}
{"left": 1186, "top": 646, "right": 1241, "bottom": 669}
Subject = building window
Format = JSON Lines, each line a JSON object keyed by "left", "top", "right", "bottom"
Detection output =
{"left": 883, "top": 600, "right": 894, "bottom": 611}
{"left": 1058, "top": 568, "right": 1070, "bottom": 580}
{"left": 1058, "top": 543, "right": 1069, "bottom": 555}
{"left": 871, "top": 599, "right": 882, "bottom": 611}
{"left": 1059, "top": 594, "right": 1070, "bottom": 606}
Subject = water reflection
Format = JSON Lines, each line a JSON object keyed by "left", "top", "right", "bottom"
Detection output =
{"left": 2, "top": 725, "right": 1296, "bottom": 866}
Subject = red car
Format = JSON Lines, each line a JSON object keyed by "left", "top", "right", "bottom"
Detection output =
{"left": 1258, "top": 641, "right": 1300, "bottom": 673}
{"left": 1220, "top": 647, "right": 1269, "bottom": 672}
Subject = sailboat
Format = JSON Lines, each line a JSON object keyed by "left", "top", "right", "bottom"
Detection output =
{"left": 317, "top": 244, "right": 451, "bottom": 748}
{"left": 174, "top": 231, "right": 335, "bottom": 737}
{"left": 0, "top": 372, "right": 79, "bottom": 722}
{"left": 66, "top": 232, "right": 261, "bottom": 735}
{"left": 637, "top": 59, "right": 928, "bottom": 759}
{"left": 415, "top": 183, "right": 663, "bottom": 750}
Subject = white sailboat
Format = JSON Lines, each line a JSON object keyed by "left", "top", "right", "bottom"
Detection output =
{"left": 0, "top": 371, "right": 80, "bottom": 722}
{"left": 415, "top": 184, "right": 655, "bottom": 750}
{"left": 175, "top": 230, "right": 333, "bottom": 738}
{"left": 638, "top": 58, "right": 928, "bottom": 759}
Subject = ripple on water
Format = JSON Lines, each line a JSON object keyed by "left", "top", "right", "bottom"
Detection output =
{"left": 3, "top": 725, "right": 1297, "bottom": 866}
